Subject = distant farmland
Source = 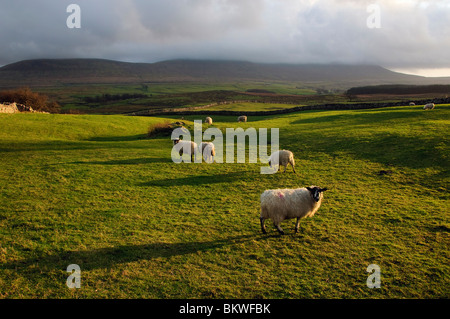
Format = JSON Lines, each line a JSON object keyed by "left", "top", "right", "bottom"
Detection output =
{"left": 346, "top": 84, "right": 450, "bottom": 95}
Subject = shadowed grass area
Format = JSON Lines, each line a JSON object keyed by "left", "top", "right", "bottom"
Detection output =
{"left": 0, "top": 105, "right": 448, "bottom": 298}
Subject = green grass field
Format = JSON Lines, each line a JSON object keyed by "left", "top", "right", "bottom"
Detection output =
{"left": 0, "top": 105, "right": 449, "bottom": 298}
{"left": 37, "top": 82, "right": 317, "bottom": 113}
{"left": 193, "top": 102, "right": 305, "bottom": 112}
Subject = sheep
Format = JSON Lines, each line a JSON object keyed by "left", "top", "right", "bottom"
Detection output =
{"left": 199, "top": 142, "right": 216, "bottom": 163}
{"left": 205, "top": 117, "right": 213, "bottom": 125}
{"left": 173, "top": 139, "right": 198, "bottom": 162}
{"left": 409, "top": 102, "right": 415, "bottom": 106}
{"left": 237, "top": 115, "right": 247, "bottom": 122}
{"left": 268, "top": 150, "right": 296, "bottom": 173}
{"left": 423, "top": 103, "right": 435, "bottom": 110}
{"left": 260, "top": 186, "right": 328, "bottom": 235}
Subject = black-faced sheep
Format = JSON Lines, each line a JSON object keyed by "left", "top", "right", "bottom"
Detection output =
{"left": 260, "top": 186, "right": 328, "bottom": 234}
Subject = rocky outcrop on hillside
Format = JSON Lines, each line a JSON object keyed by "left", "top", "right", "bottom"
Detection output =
{"left": 0, "top": 102, "right": 48, "bottom": 113}
{"left": 0, "top": 102, "right": 19, "bottom": 113}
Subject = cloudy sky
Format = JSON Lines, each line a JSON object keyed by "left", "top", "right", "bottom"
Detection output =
{"left": 1, "top": 0, "right": 449, "bottom": 76}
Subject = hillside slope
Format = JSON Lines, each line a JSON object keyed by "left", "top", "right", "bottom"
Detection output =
{"left": 1, "top": 58, "right": 449, "bottom": 89}
{"left": 0, "top": 106, "right": 449, "bottom": 298}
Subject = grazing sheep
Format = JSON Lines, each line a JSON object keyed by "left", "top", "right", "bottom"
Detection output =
{"left": 237, "top": 115, "right": 247, "bottom": 122}
{"left": 260, "top": 186, "right": 328, "bottom": 234}
{"left": 268, "top": 150, "right": 296, "bottom": 173}
{"left": 423, "top": 103, "right": 435, "bottom": 110}
{"left": 409, "top": 102, "right": 415, "bottom": 106}
{"left": 173, "top": 139, "right": 198, "bottom": 162}
{"left": 205, "top": 117, "right": 213, "bottom": 125}
{"left": 199, "top": 142, "right": 216, "bottom": 163}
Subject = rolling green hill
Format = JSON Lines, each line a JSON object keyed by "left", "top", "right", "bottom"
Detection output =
{"left": 0, "top": 105, "right": 449, "bottom": 298}
{"left": 1, "top": 58, "right": 449, "bottom": 89}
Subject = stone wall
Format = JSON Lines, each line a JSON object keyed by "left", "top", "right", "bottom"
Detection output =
{"left": 129, "top": 97, "right": 450, "bottom": 117}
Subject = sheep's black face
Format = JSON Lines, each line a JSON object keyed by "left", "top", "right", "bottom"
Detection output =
{"left": 311, "top": 188, "right": 321, "bottom": 202}
{"left": 307, "top": 186, "right": 328, "bottom": 202}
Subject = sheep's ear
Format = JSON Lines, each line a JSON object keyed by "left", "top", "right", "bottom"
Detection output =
{"left": 306, "top": 187, "right": 313, "bottom": 192}
{"left": 320, "top": 188, "right": 328, "bottom": 192}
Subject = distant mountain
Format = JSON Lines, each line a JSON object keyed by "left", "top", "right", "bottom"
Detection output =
{"left": 1, "top": 58, "right": 449, "bottom": 89}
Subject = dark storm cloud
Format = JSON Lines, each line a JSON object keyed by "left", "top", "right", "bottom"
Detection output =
{"left": 0, "top": 0, "right": 449, "bottom": 71}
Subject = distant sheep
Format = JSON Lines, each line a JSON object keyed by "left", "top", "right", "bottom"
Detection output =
{"left": 237, "top": 115, "right": 247, "bottom": 122}
{"left": 268, "top": 150, "right": 296, "bottom": 173}
{"left": 199, "top": 142, "right": 216, "bottom": 163}
{"left": 423, "top": 103, "right": 435, "bottom": 110}
{"left": 409, "top": 102, "right": 415, "bottom": 106}
{"left": 173, "top": 139, "right": 198, "bottom": 162}
{"left": 205, "top": 117, "right": 213, "bottom": 125}
{"left": 260, "top": 186, "right": 328, "bottom": 234}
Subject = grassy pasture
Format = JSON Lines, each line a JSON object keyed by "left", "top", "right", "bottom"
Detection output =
{"left": 193, "top": 102, "right": 305, "bottom": 112}
{"left": 0, "top": 105, "right": 448, "bottom": 298}
{"left": 36, "top": 82, "right": 317, "bottom": 113}
{"left": 33, "top": 82, "right": 442, "bottom": 116}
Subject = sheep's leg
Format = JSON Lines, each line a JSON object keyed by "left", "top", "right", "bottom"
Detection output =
{"left": 274, "top": 222, "right": 285, "bottom": 235}
{"left": 295, "top": 218, "right": 301, "bottom": 233}
{"left": 291, "top": 162, "right": 296, "bottom": 174}
{"left": 260, "top": 217, "right": 267, "bottom": 234}
{"left": 283, "top": 165, "right": 287, "bottom": 173}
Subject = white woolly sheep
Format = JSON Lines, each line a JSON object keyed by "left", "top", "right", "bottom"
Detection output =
{"left": 173, "top": 139, "right": 198, "bottom": 162}
{"left": 409, "top": 102, "right": 415, "bottom": 106}
{"left": 260, "top": 186, "right": 328, "bottom": 234}
{"left": 205, "top": 117, "right": 213, "bottom": 125}
{"left": 237, "top": 115, "right": 247, "bottom": 122}
{"left": 268, "top": 150, "right": 296, "bottom": 173}
{"left": 423, "top": 103, "right": 435, "bottom": 110}
{"left": 199, "top": 142, "right": 216, "bottom": 163}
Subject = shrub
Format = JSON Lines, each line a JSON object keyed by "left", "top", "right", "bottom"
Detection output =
{"left": 0, "top": 87, "right": 61, "bottom": 113}
{"left": 147, "top": 121, "right": 173, "bottom": 138}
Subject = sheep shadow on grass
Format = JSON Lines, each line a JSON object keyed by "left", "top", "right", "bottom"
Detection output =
{"left": 0, "top": 234, "right": 265, "bottom": 273}
{"left": 71, "top": 157, "right": 172, "bottom": 165}
{"left": 139, "top": 171, "right": 248, "bottom": 187}
{"left": 86, "top": 134, "right": 148, "bottom": 142}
